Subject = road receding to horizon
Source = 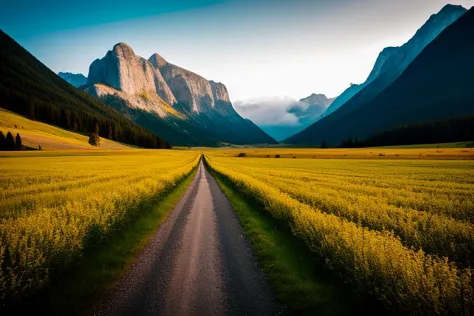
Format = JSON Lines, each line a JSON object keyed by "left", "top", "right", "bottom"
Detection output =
{"left": 95, "top": 160, "right": 284, "bottom": 316}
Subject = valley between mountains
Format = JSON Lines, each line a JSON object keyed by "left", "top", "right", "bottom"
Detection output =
{"left": 1, "top": 2, "right": 474, "bottom": 316}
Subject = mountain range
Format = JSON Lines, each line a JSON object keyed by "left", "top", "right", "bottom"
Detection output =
{"left": 58, "top": 72, "right": 87, "bottom": 88}
{"left": 2, "top": 4, "right": 472, "bottom": 149}
{"left": 319, "top": 4, "right": 466, "bottom": 120}
{"left": 233, "top": 5, "right": 469, "bottom": 144}
{"left": 0, "top": 31, "right": 169, "bottom": 149}
{"left": 81, "top": 43, "right": 276, "bottom": 146}
{"left": 285, "top": 5, "right": 474, "bottom": 146}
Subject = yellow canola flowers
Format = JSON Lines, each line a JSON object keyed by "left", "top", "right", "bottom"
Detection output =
{"left": 205, "top": 154, "right": 474, "bottom": 315}
{"left": 0, "top": 150, "right": 200, "bottom": 299}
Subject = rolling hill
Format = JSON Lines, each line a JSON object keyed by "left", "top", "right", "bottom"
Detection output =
{"left": 0, "top": 108, "right": 132, "bottom": 150}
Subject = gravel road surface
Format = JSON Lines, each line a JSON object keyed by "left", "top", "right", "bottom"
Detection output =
{"left": 95, "top": 160, "right": 284, "bottom": 316}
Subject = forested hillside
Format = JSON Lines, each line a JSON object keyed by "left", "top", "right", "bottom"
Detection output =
{"left": 361, "top": 116, "right": 474, "bottom": 147}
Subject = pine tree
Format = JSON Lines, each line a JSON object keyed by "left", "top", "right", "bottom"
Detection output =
{"left": 15, "top": 133, "right": 22, "bottom": 150}
{"left": 5, "top": 132, "right": 15, "bottom": 150}
{"left": 0, "top": 131, "right": 5, "bottom": 150}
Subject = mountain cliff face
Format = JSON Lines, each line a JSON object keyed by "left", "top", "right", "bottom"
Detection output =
{"left": 149, "top": 53, "right": 216, "bottom": 113}
{"left": 58, "top": 72, "right": 87, "bottom": 88}
{"left": 86, "top": 44, "right": 276, "bottom": 146}
{"left": 318, "top": 4, "right": 466, "bottom": 120}
{"left": 88, "top": 43, "right": 177, "bottom": 106}
{"left": 285, "top": 6, "right": 474, "bottom": 146}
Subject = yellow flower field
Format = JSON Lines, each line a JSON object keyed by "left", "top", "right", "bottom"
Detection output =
{"left": 0, "top": 150, "right": 200, "bottom": 299}
{"left": 204, "top": 152, "right": 474, "bottom": 314}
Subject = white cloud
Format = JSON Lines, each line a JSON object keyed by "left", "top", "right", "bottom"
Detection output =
{"left": 234, "top": 96, "right": 305, "bottom": 126}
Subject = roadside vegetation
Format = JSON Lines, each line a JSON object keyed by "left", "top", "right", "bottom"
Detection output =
{"left": 209, "top": 165, "right": 364, "bottom": 315}
{"left": 204, "top": 153, "right": 474, "bottom": 314}
{"left": 7, "top": 165, "right": 198, "bottom": 315}
{"left": 0, "top": 150, "right": 200, "bottom": 302}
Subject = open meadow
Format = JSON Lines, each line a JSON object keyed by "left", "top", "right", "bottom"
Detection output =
{"left": 210, "top": 145, "right": 474, "bottom": 160}
{"left": 0, "top": 109, "right": 133, "bottom": 150}
{"left": 205, "top": 149, "right": 474, "bottom": 314}
{"left": 0, "top": 150, "right": 200, "bottom": 300}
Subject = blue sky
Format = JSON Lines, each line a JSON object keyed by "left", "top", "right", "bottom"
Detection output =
{"left": 1, "top": 0, "right": 472, "bottom": 102}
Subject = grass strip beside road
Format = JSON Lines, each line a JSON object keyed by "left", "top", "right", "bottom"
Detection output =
{"left": 208, "top": 166, "right": 373, "bottom": 315}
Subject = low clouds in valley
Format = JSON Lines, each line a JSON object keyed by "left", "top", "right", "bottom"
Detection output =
{"left": 234, "top": 94, "right": 334, "bottom": 141}
{"left": 234, "top": 97, "right": 306, "bottom": 126}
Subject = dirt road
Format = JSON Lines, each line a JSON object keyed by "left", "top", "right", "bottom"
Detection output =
{"left": 95, "top": 160, "right": 284, "bottom": 315}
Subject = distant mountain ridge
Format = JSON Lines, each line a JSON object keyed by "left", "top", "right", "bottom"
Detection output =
{"left": 250, "top": 5, "right": 466, "bottom": 143}
{"left": 319, "top": 4, "right": 467, "bottom": 120}
{"left": 85, "top": 43, "right": 276, "bottom": 146}
{"left": 285, "top": 5, "right": 474, "bottom": 146}
{"left": 258, "top": 93, "right": 334, "bottom": 141}
{"left": 299, "top": 93, "right": 334, "bottom": 107}
{"left": 58, "top": 72, "right": 87, "bottom": 88}
{"left": 290, "top": 93, "right": 334, "bottom": 127}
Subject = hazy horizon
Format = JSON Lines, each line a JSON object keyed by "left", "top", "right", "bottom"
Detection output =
{"left": 1, "top": 0, "right": 472, "bottom": 104}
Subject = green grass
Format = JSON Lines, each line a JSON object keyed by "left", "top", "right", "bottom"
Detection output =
{"left": 210, "top": 170, "right": 373, "bottom": 315}
{"left": 3, "top": 167, "right": 197, "bottom": 315}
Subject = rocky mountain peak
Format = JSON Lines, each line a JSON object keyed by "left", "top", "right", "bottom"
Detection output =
{"left": 299, "top": 93, "right": 332, "bottom": 107}
{"left": 406, "top": 4, "right": 466, "bottom": 50}
{"left": 87, "top": 42, "right": 177, "bottom": 105}
{"left": 209, "top": 81, "right": 231, "bottom": 104}
{"left": 84, "top": 42, "right": 275, "bottom": 145}
{"left": 113, "top": 42, "right": 136, "bottom": 59}
{"left": 148, "top": 53, "right": 168, "bottom": 68}
{"left": 87, "top": 43, "right": 238, "bottom": 115}
{"left": 438, "top": 4, "right": 466, "bottom": 15}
